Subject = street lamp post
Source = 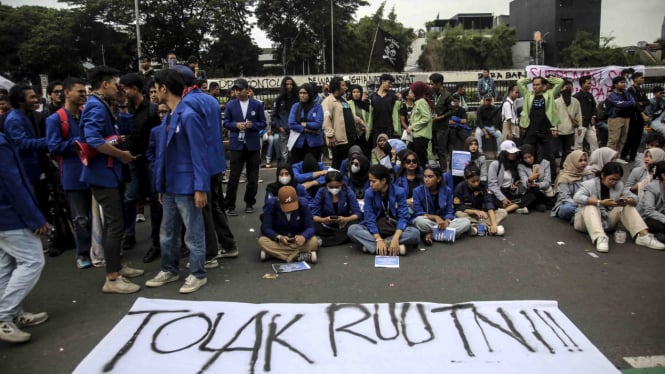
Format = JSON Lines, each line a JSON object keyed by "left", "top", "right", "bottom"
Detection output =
{"left": 134, "top": 0, "right": 142, "bottom": 71}
{"left": 330, "top": 0, "right": 334, "bottom": 74}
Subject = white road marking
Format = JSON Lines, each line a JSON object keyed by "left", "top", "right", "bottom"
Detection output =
{"left": 624, "top": 355, "right": 665, "bottom": 368}
{"left": 588, "top": 252, "right": 599, "bottom": 258}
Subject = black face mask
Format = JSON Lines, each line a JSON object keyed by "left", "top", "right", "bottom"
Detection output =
{"left": 562, "top": 90, "right": 572, "bottom": 106}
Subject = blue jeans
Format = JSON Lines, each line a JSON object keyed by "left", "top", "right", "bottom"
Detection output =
{"left": 160, "top": 194, "right": 206, "bottom": 279}
{"left": 66, "top": 190, "right": 92, "bottom": 257}
{"left": 347, "top": 224, "right": 421, "bottom": 254}
{"left": 476, "top": 126, "right": 502, "bottom": 153}
{"left": 557, "top": 202, "right": 577, "bottom": 222}
{"left": 265, "top": 133, "right": 280, "bottom": 162}
{"left": 0, "top": 228, "right": 45, "bottom": 321}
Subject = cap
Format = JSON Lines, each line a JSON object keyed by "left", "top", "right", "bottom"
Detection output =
{"left": 500, "top": 140, "right": 520, "bottom": 154}
{"left": 483, "top": 94, "right": 493, "bottom": 100}
{"left": 232, "top": 78, "right": 249, "bottom": 90}
{"left": 171, "top": 65, "right": 195, "bottom": 86}
{"left": 187, "top": 55, "right": 198, "bottom": 64}
{"left": 278, "top": 186, "right": 299, "bottom": 212}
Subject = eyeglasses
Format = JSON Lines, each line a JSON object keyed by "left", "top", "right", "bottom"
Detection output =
{"left": 404, "top": 159, "right": 418, "bottom": 164}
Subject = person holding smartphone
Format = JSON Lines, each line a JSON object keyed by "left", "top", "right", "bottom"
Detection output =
{"left": 310, "top": 170, "right": 362, "bottom": 247}
{"left": 573, "top": 162, "right": 665, "bottom": 253}
{"left": 258, "top": 186, "right": 319, "bottom": 263}
{"left": 487, "top": 140, "right": 529, "bottom": 214}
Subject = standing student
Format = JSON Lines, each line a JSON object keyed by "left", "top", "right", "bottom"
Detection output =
{"left": 323, "top": 77, "right": 357, "bottom": 170}
{"left": 289, "top": 83, "right": 323, "bottom": 163}
{"left": 407, "top": 81, "right": 433, "bottom": 167}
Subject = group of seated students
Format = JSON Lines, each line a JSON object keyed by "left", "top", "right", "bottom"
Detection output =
{"left": 257, "top": 130, "right": 665, "bottom": 263}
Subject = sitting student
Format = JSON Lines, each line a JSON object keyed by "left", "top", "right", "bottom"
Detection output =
{"left": 371, "top": 133, "right": 392, "bottom": 166}
{"left": 586, "top": 147, "right": 618, "bottom": 174}
{"left": 265, "top": 163, "right": 309, "bottom": 204}
{"left": 632, "top": 132, "right": 665, "bottom": 166}
{"left": 639, "top": 161, "right": 665, "bottom": 237}
{"left": 343, "top": 147, "right": 370, "bottom": 200}
{"left": 573, "top": 162, "right": 665, "bottom": 252}
{"left": 258, "top": 185, "right": 319, "bottom": 263}
{"left": 551, "top": 150, "right": 594, "bottom": 222}
{"left": 411, "top": 165, "right": 471, "bottom": 245}
{"left": 293, "top": 153, "right": 329, "bottom": 196}
{"left": 393, "top": 150, "right": 423, "bottom": 208}
{"left": 517, "top": 144, "right": 554, "bottom": 212}
{"left": 454, "top": 164, "right": 506, "bottom": 236}
{"left": 448, "top": 93, "right": 472, "bottom": 151}
{"left": 347, "top": 164, "right": 420, "bottom": 255}
{"left": 626, "top": 147, "right": 665, "bottom": 202}
{"left": 488, "top": 140, "right": 529, "bottom": 214}
{"left": 464, "top": 136, "right": 487, "bottom": 183}
{"left": 310, "top": 170, "right": 362, "bottom": 246}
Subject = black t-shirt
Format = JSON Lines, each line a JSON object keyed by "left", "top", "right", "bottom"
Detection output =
{"left": 600, "top": 184, "right": 610, "bottom": 200}
{"left": 432, "top": 190, "right": 440, "bottom": 212}
{"left": 407, "top": 178, "right": 420, "bottom": 198}
{"left": 529, "top": 94, "right": 550, "bottom": 130}
{"left": 399, "top": 102, "right": 414, "bottom": 127}
{"left": 340, "top": 99, "right": 357, "bottom": 142}
{"left": 371, "top": 92, "right": 397, "bottom": 135}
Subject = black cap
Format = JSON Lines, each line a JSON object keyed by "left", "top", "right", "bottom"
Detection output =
{"left": 139, "top": 55, "right": 151, "bottom": 62}
{"left": 187, "top": 55, "right": 198, "bottom": 64}
{"left": 232, "top": 78, "right": 249, "bottom": 90}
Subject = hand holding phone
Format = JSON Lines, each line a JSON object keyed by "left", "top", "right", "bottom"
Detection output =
{"left": 287, "top": 236, "right": 296, "bottom": 243}
{"left": 330, "top": 215, "right": 338, "bottom": 221}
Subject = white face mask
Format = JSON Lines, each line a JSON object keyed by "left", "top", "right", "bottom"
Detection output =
{"left": 328, "top": 187, "right": 341, "bottom": 196}
{"left": 279, "top": 176, "right": 291, "bottom": 185}
{"left": 351, "top": 165, "right": 360, "bottom": 173}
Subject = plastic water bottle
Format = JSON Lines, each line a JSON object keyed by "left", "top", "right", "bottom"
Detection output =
{"left": 238, "top": 130, "right": 246, "bottom": 142}
{"left": 477, "top": 219, "right": 487, "bottom": 236}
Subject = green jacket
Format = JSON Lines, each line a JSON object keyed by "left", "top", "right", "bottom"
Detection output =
{"left": 518, "top": 76, "right": 564, "bottom": 129}
{"left": 410, "top": 98, "right": 432, "bottom": 140}
{"left": 348, "top": 100, "right": 370, "bottom": 141}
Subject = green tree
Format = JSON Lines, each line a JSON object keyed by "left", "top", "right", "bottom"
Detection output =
{"left": 561, "top": 32, "right": 640, "bottom": 67}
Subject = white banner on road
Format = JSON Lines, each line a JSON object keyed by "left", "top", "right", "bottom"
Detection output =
{"left": 526, "top": 65, "right": 645, "bottom": 103}
{"left": 74, "top": 298, "right": 619, "bottom": 374}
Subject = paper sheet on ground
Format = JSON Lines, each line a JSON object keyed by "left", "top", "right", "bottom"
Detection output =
{"left": 74, "top": 297, "right": 619, "bottom": 374}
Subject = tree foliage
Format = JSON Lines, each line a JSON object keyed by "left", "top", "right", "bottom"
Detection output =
{"left": 418, "top": 25, "right": 515, "bottom": 71}
{"left": 560, "top": 32, "right": 640, "bottom": 67}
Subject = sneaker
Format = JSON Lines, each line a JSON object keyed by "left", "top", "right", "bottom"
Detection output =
{"left": 0, "top": 321, "right": 30, "bottom": 343}
{"left": 122, "top": 235, "right": 136, "bottom": 250}
{"left": 258, "top": 179, "right": 264, "bottom": 183}
{"left": 245, "top": 205, "right": 254, "bottom": 214}
{"left": 495, "top": 225, "right": 505, "bottom": 236}
{"left": 76, "top": 256, "right": 92, "bottom": 269}
{"left": 145, "top": 271, "right": 180, "bottom": 287}
{"left": 205, "top": 258, "right": 219, "bottom": 269}
{"left": 119, "top": 265, "right": 144, "bottom": 278}
{"left": 260, "top": 250, "right": 268, "bottom": 261}
{"left": 135, "top": 213, "right": 146, "bottom": 223}
{"left": 219, "top": 248, "right": 239, "bottom": 258}
{"left": 92, "top": 258, "right": 105, "bottom": 268}
{"left": 15, "top": 312, "right": 48, "bottom": 327}
{"left": 595, "top": 235, "right": 609, "bottom": 253}
{"left": 102, "top": 276, "right": 141, "bottom": 294}
{"left": 179, "top": 275, "right": 207, "bottom": 294}
{"left": 361, "top": 246, "right": 369, "bottom": 253}
{"left": 239, "top": 177, "right": 247, "bottom": 183}
{"left": 614, "top": 158, "right": 628, "bottom": 165}
{"left": 399, "top": 244, "right": 407, "bottom": 256}
{"left": 310, "top": 251, "right": 317, "bottom": 263}
{"left": 296, "top": 252, "right": 311, "bottom": 262}
{"left": 226, "top": 209, "right": 238, "bottom": 216}
{"left": 142, "top": 246, "right": 161, "bottom": 263}
{"left": 469, "top": 226, "right": 478, "bottom": 236}
{"left": 635, "top": 233, "right": 665, "bottom": 250}
{"left": 222, "top": 175, "right": 229, "bottom": 183}
{"left": 516, "top": 207, "right": 529, "bottom": 214}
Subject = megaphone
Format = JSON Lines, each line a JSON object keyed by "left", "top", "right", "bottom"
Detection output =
{"left": 75, "top": 135, "right": 123, "bottom": 166}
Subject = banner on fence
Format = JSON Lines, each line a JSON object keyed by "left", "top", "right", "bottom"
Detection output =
{"left": 74, "top": 298, "right": 619, "bottom": 374}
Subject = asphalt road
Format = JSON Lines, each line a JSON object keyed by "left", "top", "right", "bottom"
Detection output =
{"left": 1, "top": 167, "right": 664, "bottom": 373}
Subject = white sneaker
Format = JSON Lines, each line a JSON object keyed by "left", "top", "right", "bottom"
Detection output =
{"left": 516, "top": 207, "right": 529, "bottom": 214}
{"left": 102, "top": 276, "right": 141, "bottom": 294}
{"left": 15, "top": 312, "right": 49, "bottom": 327}
{"left": 399, "top": 244, "right": 407, "bottom": 256}
{"left": 0, "top": 321, "right": 30, "bottom": 343}
{"left": 596, "top": 236, "right": 609, "bottom": 253}
{"left": 119, "top": 265, "right": 144, "bottom": 278}
{"left": 135, "top": 213, "right": 146, "bottom": 222}
{"left": 179, "top": 275, "right": 207, "bottom": 294}
{"left": 260, "top": 250, "right": 268, "bottom": 261}
{"left": 635, "top": 233, "right": 665, "bottom": 250}
{"left": 145, "top": 271, "right": 180, "bottom": 287}
{"left": 495, "top": 225, "right": 505, "bottom": 236}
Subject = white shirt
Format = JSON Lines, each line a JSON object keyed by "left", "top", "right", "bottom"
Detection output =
{"left": 239, "top": 99, "right": 249, "bottom": 119}
{"left": 502, "top": 98, "right": 517, "bottom": 124}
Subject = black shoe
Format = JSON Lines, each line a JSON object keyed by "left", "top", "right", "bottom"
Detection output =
{"left": 226, "top": 209, "right": 238, "bottom": 216}
{"left": 47, "top": 247, "right": 65, "bottom": 257}
{"left": 244, "top": 205, "right": 254, "bottom": 214}
{"left": 535, "top": 204, "right": 547, "bottom": 212}
{"left": 122, "top": 235, "right": 136, "bottom": 251}
{"left": 143, "top": 246, "right": 161, "bottom": 263}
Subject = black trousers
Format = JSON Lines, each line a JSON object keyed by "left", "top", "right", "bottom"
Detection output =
{"left": 621, "top": 116, "right": 644, "bottom": 161}
{"left": 203, "top": 173, "right": 237, "bottom": 260}
{"left": 290, "top": 144, "right": 322, "bottom": 164}
{"left": 522, "top": 127, "right": 556, "bottom": 178}
{"left": 433, "top": 127, "right": 450, "bottom": 170}
{"left": 224, "top": 147, "right": 260, "bottom": 210}
{"left": 90, "top": 186, "right": 125, "bottom": 273}
{"left": 413, "top": 137, "right": 430, "bottom": 166}
{"left": 644, "top": 217, "right": 665, "bottom": 235}
{"left": 332, "top": 143, "right": 351, "bottom": 171}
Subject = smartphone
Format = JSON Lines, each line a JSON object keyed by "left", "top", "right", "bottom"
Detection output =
{"left": 330, "top": 216, "right": 339, "bottom": 220}
{"left": 615, "top": 198, "right": 628, "bottom": 205}
{"left": 287, "top": 237, "right": 295, "bottom": 243}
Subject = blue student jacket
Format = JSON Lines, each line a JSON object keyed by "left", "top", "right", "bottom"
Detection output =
{"left": 155, "top": 103, "right": 210, "bottom": 195}
{"left": 147, "top": 123, "right": 165, "bottom": 192}
{"left": 0, "top": 133, "right": 46, "bottom": 231}
{"left": 80, "top": 95, "right": 132, "bottom": 188}
{"left": 288, "top": 102, "right": 324, "bottom": 148}
{"left": 292, "top": 161, "right": 328, "bottom": 184}
{"left": 362, "top": 185, "right": 410, "bottom": 233}
{"left": 223, "top": 98, "right": 266, "bottom": 151}
{"left": 309, "top": 186, "right": 362, "bottom": 219}
{"left": 4, "top": 109, "right": 48, "bottom": 183}
{"left": 411, "top": 184, "right": 455, "bottom": 222}
{"left": 45, "top": 109, "right": 88, "bottom": 191}
{"left": 261, "top": 197, "right": 315, "bottom": 240}
{"left": 182, "top": 88, "right": 226, "bottom": 174}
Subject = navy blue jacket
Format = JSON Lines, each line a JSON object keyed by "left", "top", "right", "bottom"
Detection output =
{"left": 45, "top": 109, "right": 88, "bottom": 191}
{"left": 411, "top": 184, "right": 454, "bottom": 222}
{"left": 293, "top": 161, "right": 328, "bottom": 184}
{"left": 362, "top": 185, "right": 410, "bottom": 233}
{"left": 309, "top": 186, "right": 362, "bottom": 219}
{"left": 147, "top": 123, "right": 165, "bottom": 192}
{"left": 606, "top": 90, "right": 636, "bottom": 118}
{"left": 453, "top": 180, "right": 496, "bottom": 212}
{"left": 0, "top": 133, "right": 47, "bottom": 231}
{"left": 223, "top": 98, "right": 266, "bottom": 151}
{"left": 80, "top": 95, "right": 132, "bottom": 188}
{"left": 261, "top": 197, "right": 315, "bottom": 240}
{"left": 182, "top": 88, "right": 226, "bottom": 174}
{"left": 4, "top": 109, "right": 48, "bottom": 183}
{"left": 288, "top": 102, "right": 324, "bottom": 148}
{"left": 155, "top": 102, "right": 210, "bottom": 195}
{"left": 393, "top": 172, "right": 423, "bottom": 198}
